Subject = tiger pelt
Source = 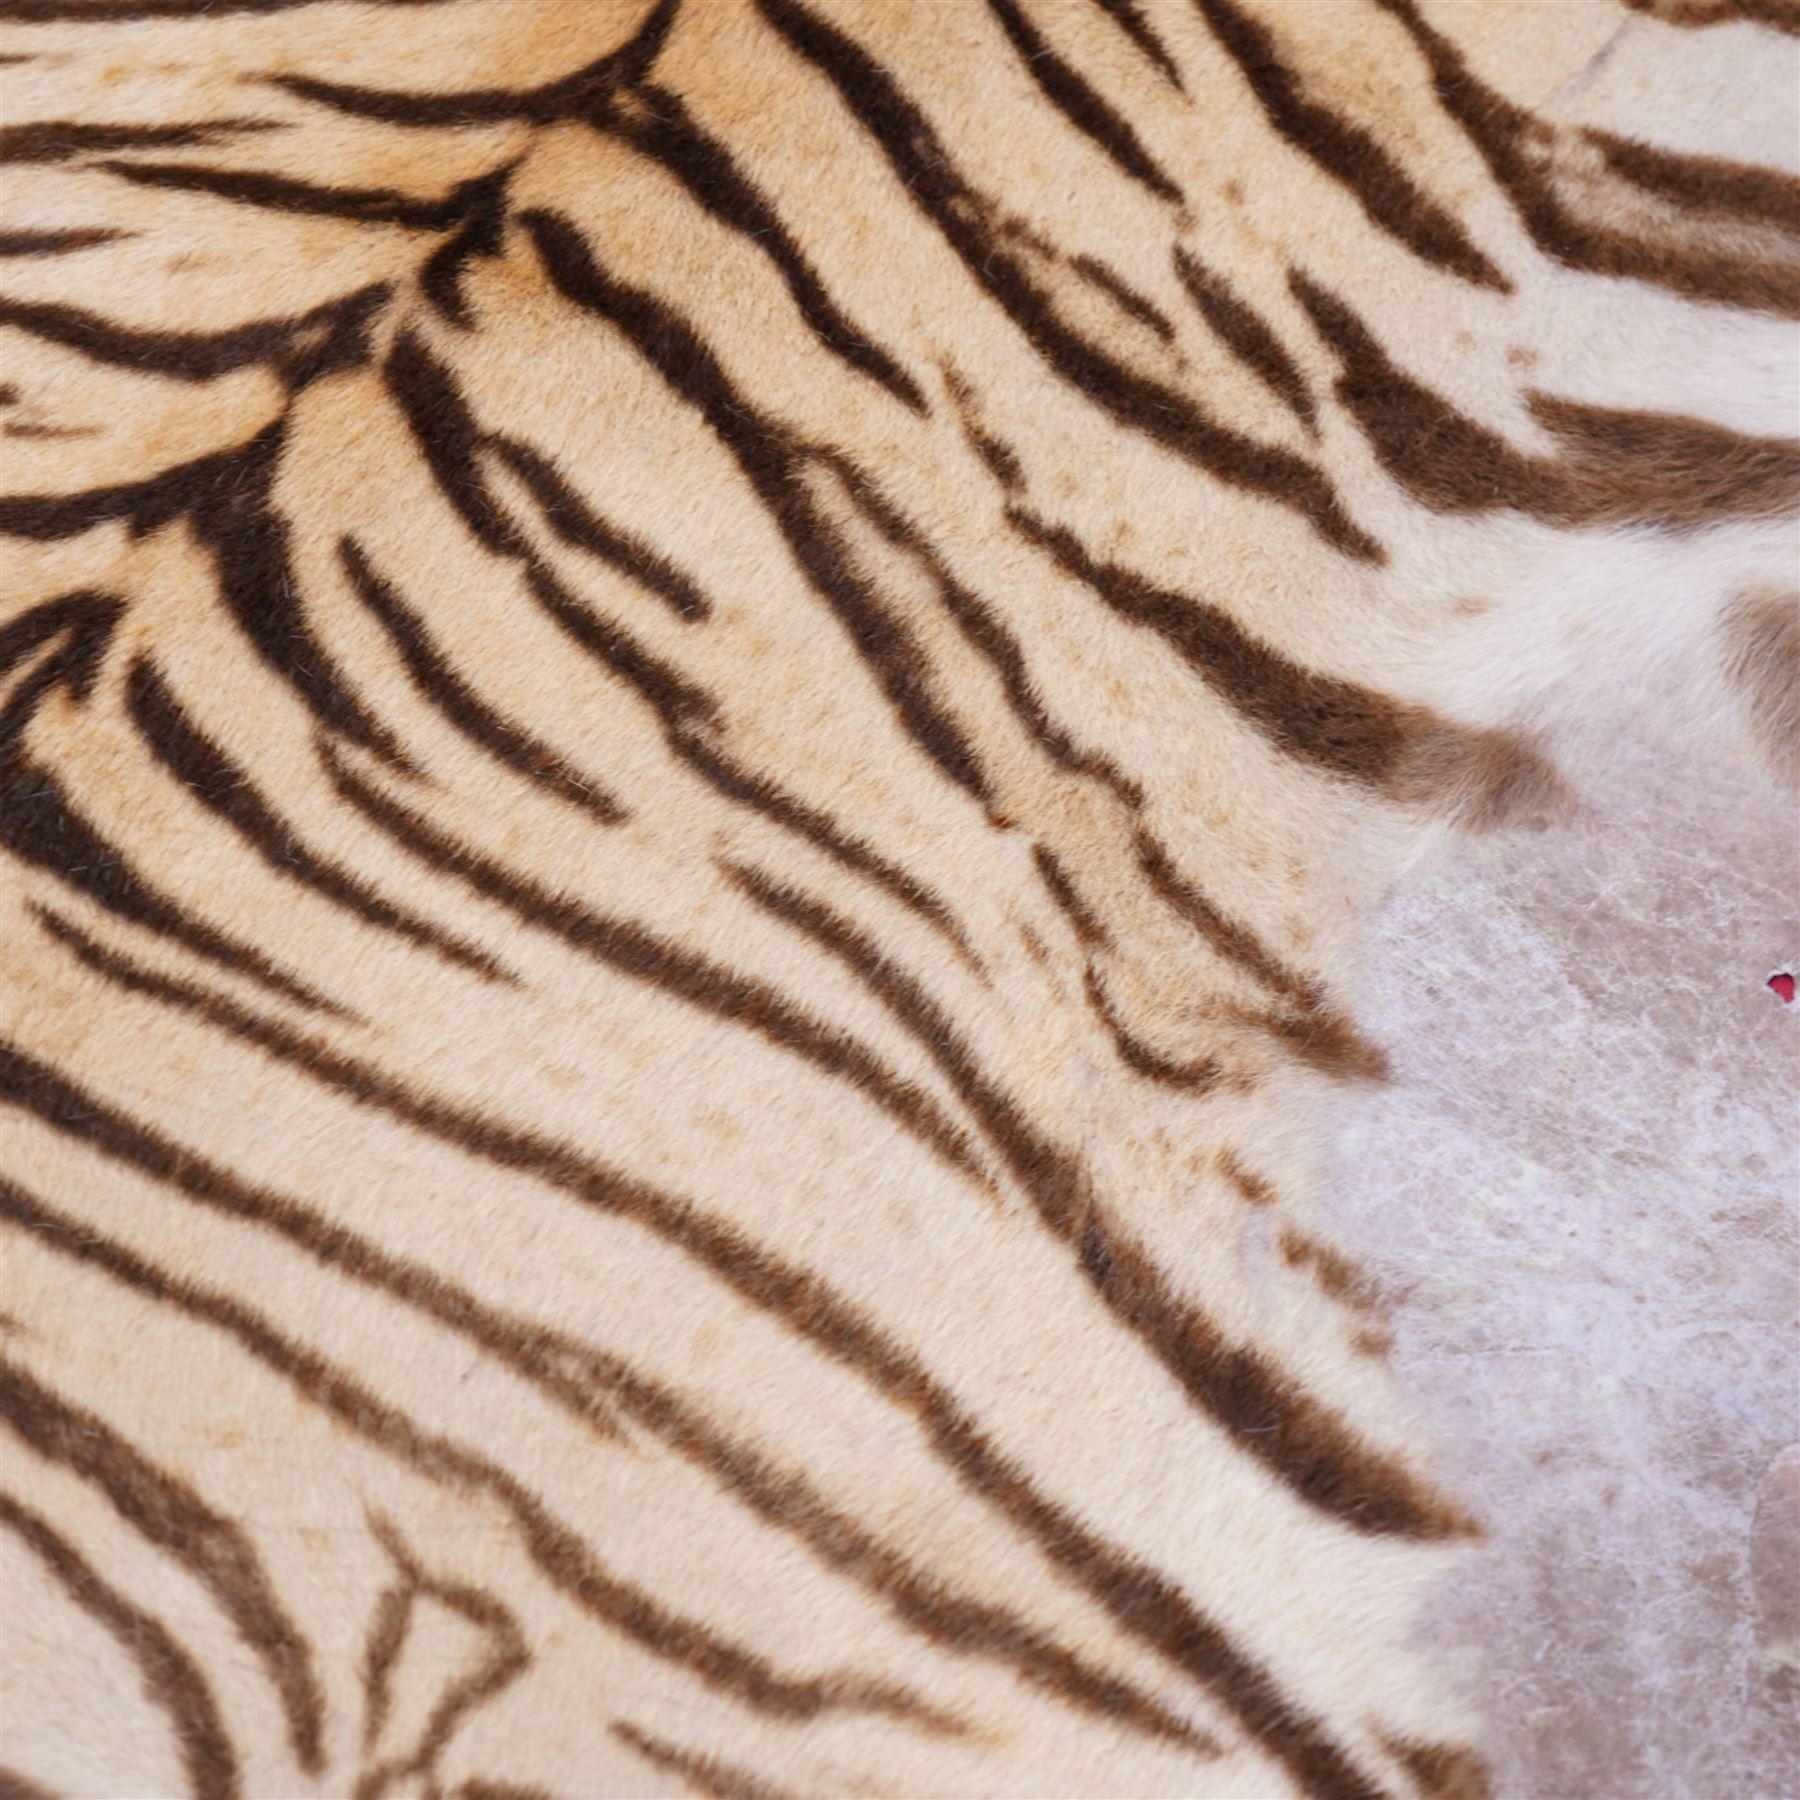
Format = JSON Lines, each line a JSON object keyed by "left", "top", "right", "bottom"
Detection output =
{"left": 1, "top": 0, "right": 1795, "bottom": 1794}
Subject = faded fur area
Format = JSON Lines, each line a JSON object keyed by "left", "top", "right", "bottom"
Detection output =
{"left": 0, "top": 2, "right": 1796, "bottom": 1796}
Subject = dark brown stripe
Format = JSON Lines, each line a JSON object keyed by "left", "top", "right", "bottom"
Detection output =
{"left": 0, "top": 1356, "right": 323, "bottom": 1772}
{"left": 0, "top": 1140, "right": 1199, "bottom": 1757}
{"left": 355, "top": 1516, "right": 529, "bottom": 1800}
{"left": 379, "top": 330, "right": 718, "bottom": 732}
{"left": 0, "top": 437, "right": 260, "bottom": 544}
{"left": 1134, "top": 830, "right": 1389, "bottom": 1082}
{"left": 1588, "top": 128, "right": 1800, "bottom": 235}
{"left": 1074, "top": 1209, "right": 1475, "bottom": 1536}
{"left": 395, "top": 349, "right": 975, "bottom": 961}
{"left": 0, "top": 119, "right": 271, "bottom": 163}
{"left": 272, "top": 0, "right": 679, "bottom": 127}
{"left": 1008, "top": 505, "right": 1415, "bottom": 782}
{"left": 1217, "top": 1150, "right": 1279, "bottom": 1206}
{"left": 1082, "top": 962, "right": 1222, "bottom": 1090}
{"left": 1621, "top": 0, "right": 1800, "bottom": 34}
{"left": 672, "top": 727, "right": 985, "bottom": 971}
{"left": 419, "top": 172, "right": 512, "bottom": 329}
{"left": 1190, "top": 0, "right": 1506, "bottom": 287}
{"left": 520, "top": 210, "right": 1004, "bottom": 807}
{"left": 610, "top": 1722, "right": 797, "bottom": 1800}
{"left": 1529, "top": 392, "right": 1800, "bottom": 527}
{"left": 0, "top": 227, "right": 124, "bottom": 256}
{"left": 318, "top": 747, "right": 987, "bottom": 1182}
{"left": 0, "top": 1172, "right": 941, "bottom": 1734}
{"left": 0, "top": 1490, "right": 238, "bottom": 1800}
{"left": 1293, "top": 270, "right": 1800, "bottom": 527}
{"left": 1132, "top": 828, "right": 1305, "bottom": 1002}
{"left": 183, "top": 425, "right": 416, "bottom": 769}
{"left": 0, "top": 952, "right": 1382, "bottom": 1796}
{"left": 723, "top": 857, "right": 1087, "bottom": 1223}
{"left": 1069, "top": 252, "right": 1179, "bottom": 340}
{"left": 598, "top": 81, "right": 927, "bottom": 409}
{"left": 97, "top": 158, "right": 502, "bottom": 231}
{"left": 592, "top": 1340, "right": 1214, "bottom": 1754}
{"left": 941, "top": 363, "right": 1026, "bottom": 490}
{"left": 1231, "top": 996, "right": 1392, "bottom": 1085}
{"left": 382, "top": 329, "right": 540, "bottom": 558}
{"left": 984, "top": 0, "right": 1183, "bottom": 200}
{"left": 523, "top": 557, "right": 718, "bottom": 729}
{"left": 0, "top": 588, "right": 119, "bottom": 711}
{"left": 0, "top": 733, "right": 342, "bottom": 1016}
{"left": 1380, "top": 1732, "right": 1492, "bottom": 1800}
{"left": 1277, "top": 1225, "right": 1385, "bottom": 1316}
{"left": 753, "top": 0, "right": 1382, "bottom": 560}
{"left": 1087, "top": 0, "right": 1185, "bottom": 86}
{"left": 1374, "top": 0, "right": 1800, "bottom": 315}
{"left": 0, "top": 1141, "right": 640, "bottom": 1467}
{"left": 965, "top": 419, "right": 1025, "bottom": 489}
{"left": 337, "top": 537, "right": 629, "bottom": 826}
{"left": 486, "top": 434, "right": 713, "bottom": 619}
{"left": 1174, "top": 246, "right": 1315, "bottom": 425}
{"left": 124, "top": 655, "right": 510, "bottom": 980}
{"left": 359, "top": 1582, "right": 411, "bottom": 1754}
{"left": 829, "top": 455, "right": 1146, "bottom": 807}
{"left": 1033, "top": 843, "right": 1112, "bottom": 948}
{"left": 0, "top": 282, "right": 389, "bottom": 385}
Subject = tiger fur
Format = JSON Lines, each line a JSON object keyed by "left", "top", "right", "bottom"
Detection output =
{"left": 1, "top": 0, "right": 1796, "bottom": 1794}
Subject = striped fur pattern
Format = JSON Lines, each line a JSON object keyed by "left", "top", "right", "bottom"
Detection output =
{"left": 1, "top": 0, "right": 1796, "bottom": 1794}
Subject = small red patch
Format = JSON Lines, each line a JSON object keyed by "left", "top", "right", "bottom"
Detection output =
{"left": 1770, "top": 972, "right": 1796, "bottom": 1005}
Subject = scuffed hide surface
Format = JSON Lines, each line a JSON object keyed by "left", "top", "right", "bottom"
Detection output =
{"left": 1327, "top": 733, "right": 1799, "bottom": 1800}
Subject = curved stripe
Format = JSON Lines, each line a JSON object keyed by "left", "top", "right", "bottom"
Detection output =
{"left": 271, "top": 0, "right": 681, "bottom": 128}
{"left": 97, "top": 159, "right": 508, "bottom": 232}
{"left": 1189, "top": 0, "right": 1506, "bottom": 288}
{"left": 1007, "top": 505, "right": 1413, "bottom": 783}
{"left": 336, "top": 539, "right": 630, "bottom": 826}
{"left": 610, "top": 1723, "right": 797, "bottom": 1800}
{"left": 391, "top": 360, "right": 973, "bottom": 955}
{"left": 519, "top": 214, "right": 1005, "bottom": 806}
{"left": 0, "top": 758, "right": 343, "bottom": 1016}
{"left": 598, "top": 82, "right": 927, "bottom": 409}
{"left": 187, "top": 427, "right": 416, "bottom": 769}
{"left": 0, "top": 1168, "right": 949, "bottom": 1735}
{"left": 0, "top": 284, "right": 388, "bottom": 385}
{"left": 486, "top": 436, "right": 713, "bottom": 620}
{"left": 0, "top": 1491, "right": 239, "bottom": 1800}
{"left": 983, "top": 0, "right": 1183, "bottom": 201}
{"left": 0, "top": 1358, "right": 323, "bottom": 1773}
{"left": 123, "top": 656, "right": 512, "bottom": 980}
{"left": 1174, "top": 246, "right": 1315, "bottom": 426}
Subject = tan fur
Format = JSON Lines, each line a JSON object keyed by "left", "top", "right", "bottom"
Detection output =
{"left": 1720, "top": 585, "right": 1800, "bottom": 786}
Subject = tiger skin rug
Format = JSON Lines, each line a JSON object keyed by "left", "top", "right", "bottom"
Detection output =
{"left": 1, "top": 0, "right": 1796, "bottom": 1794}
